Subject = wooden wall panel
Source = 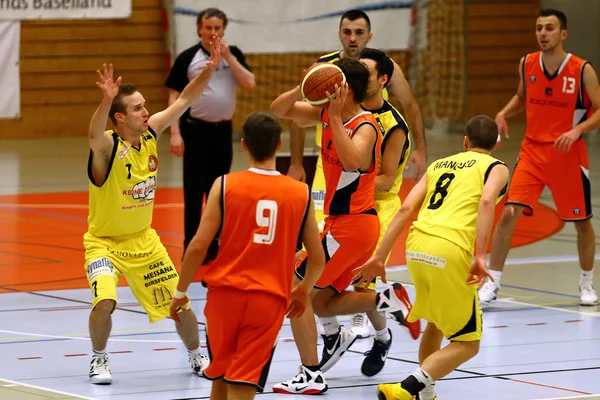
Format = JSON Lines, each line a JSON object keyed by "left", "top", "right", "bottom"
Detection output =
{"left": 466, "top": 0, "right": 540, "bottom": 119}
{"left": 0, "top": 0, "right": 168, "bottom": 139}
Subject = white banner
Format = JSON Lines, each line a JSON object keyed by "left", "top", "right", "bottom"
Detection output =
{"left": 0, "top": 0, "right": 131, "bottom": 20}
{"left": 0, "top": 21, "right": 20, "bottom": 120}
{"left": 173, "top": 0, "right": 414, "bottom": 55}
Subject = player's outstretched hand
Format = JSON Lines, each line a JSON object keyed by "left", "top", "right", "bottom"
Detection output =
{"left": 352, "top": 255, "right": 387, "bottom": 288}
{"left": 95, "top": 63, "right": 121, "bottom": 100}
{"left": 287, "top": 284, "right": 310, "bottom": 319}
{"left": 205, "top": 35, "right": 222, "bottom": 71}
{"left": 467, "top": 255, "right": 493, "bottom": 286}
{"left": 169, "top": 296, "right": 189, "bottom": 322}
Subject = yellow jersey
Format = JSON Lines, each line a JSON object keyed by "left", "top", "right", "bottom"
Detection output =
{"left": 363, "top": 100, "right": 410, "bottom": 197}
{"left": 87, "top": 129, "right": 159, "bottom": 238}
{"left": 412, "top": 151, "right": 507, "bottom": 254}
{"left": 314, "top": 51, "right": 389, "bottom": 147}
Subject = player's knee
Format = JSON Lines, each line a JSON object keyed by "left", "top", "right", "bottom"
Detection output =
{"left": 499, "top": 205, "right": 523, "bottom": 228}
{"left": 463, "top": 340, "right": 481, "bottom": 359}
{"left": 92, "top": 299, "right": 116, "bottom": 315}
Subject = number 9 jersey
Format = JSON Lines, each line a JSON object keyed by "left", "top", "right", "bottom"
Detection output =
{"left": 411, "top": 151, "right": 507, "bottom": 255}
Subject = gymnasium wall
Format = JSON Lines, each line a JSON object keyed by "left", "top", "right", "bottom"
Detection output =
{"left": 0, "top": 0, "right": 167, "bottom": 140}
{"left": 0, "top": 0, "right": 548, "bottom": 139}
{"left": 466, "top": 0, "right": 540, "bottom": 120}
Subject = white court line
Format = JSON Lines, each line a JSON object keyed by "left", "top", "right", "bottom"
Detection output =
{"left": 0, "top": 203, "right": 183, "bottom": 209}
{"left": 0, "top": 329, "right": 183, "bottom": 343}
{"left": 0, "top": 377, "right": 97, "bottom": 399}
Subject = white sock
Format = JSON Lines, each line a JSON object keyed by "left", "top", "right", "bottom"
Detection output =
{"left": 319, "top": 317, "right": 340, "bottom": 336}
{"left": 375, "top": 327, "right": 391, "bottom": 342}
{"left": 412, "top": 367, "right": 435, "bottom": 386}
{"left": 92, "top": 348, "right": 106, "bottom": 358}
{"left": 490, "top": 270, "right": 502, "bottom": 286}
{"left": 188, "top": 347, "right": 201, "bottom": 356}
{"left": 581, "top": 269, "right": 594, "bottom": 284}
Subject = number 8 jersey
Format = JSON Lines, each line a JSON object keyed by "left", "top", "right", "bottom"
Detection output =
{"left": 201, "top": 168, "right": 311, "bottom": 301}
{"left": 411, "top": 151, "right": 507, "bottom": 255}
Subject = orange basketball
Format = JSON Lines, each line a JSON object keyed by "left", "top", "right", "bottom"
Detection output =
{"left": 301, "top": 63, "right": 346, "bottom": 105}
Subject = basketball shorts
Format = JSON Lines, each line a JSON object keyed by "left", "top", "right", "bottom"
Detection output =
{"left": 203, "top": 287, "right": 286, "bottom": 392}
{"left": 295, "top": 213, "right": 379, "bottom": 293}
{"left": 83, "top": 228, "right": 189, "bottom": 323}
{"left": 507, "top": 138, "right": 592, "bottom": 221}
{"left": 311, "top": 154, "right": 328, "bottom": 230}
{"left": 405, "top": 229, "right": 482, "bottom": 342}
{"left": 351, "top": 192, "right": 401, "bottom": 291}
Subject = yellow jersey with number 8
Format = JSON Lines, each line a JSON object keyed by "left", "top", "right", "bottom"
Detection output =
{"left": 412, "top": 151, "right": 507, "bottom": 254}
{"left": 87, "top": 129, "right": 159, "bottom": 238}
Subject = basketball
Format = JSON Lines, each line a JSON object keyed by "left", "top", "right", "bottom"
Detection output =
{"left": 301, "top": 63, "right": 346, "bottom": 105}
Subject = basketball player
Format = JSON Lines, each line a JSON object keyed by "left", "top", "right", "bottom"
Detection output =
{"left": 270, "top": 58, "right": 418, "bottom": 393}
{"left": 169, "top": 112, "right": 325, "bottom": 400}
{"left": 316, "top": 48, "right": 416, "bottom": 377}
{"left": 479, "top": 9, "right": 600, "bottom": 307}
{"left": 354, "top": 115, "right": 508, "bottom": 400}
{"left": 84, "top": 36, "right": 220, "bottom": 384}
{"left": 289, "top": 8, "right": 426, "bottom": 340}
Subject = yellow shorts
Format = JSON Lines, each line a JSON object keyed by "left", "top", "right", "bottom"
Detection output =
{"left": 311, "top": 153, "right": 327, "bottom": 230}
{"left": 83, "top": 228, "right": 190, "bottom": 323}
{"left": 405, "top": 229, "right": 482, "bottom": 342}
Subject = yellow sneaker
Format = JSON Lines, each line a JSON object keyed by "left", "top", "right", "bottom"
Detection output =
{"left": 377, "top": 383, "right": 414, "bottom": 400}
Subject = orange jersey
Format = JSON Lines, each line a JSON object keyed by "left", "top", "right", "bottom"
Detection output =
{"left": 320, "top": 109, "right": 381, "bottom": 215}
{"left": 524, "top": 51, "right": 593, "bottom": 143}
{"left": 201, "top": 169, "right": 310, "bottom": 301}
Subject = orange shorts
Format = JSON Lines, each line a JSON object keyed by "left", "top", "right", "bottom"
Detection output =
{"left": 203, "top": 287, "right": 286, "bottom": 392}
{"left": 507, "top": 138, "right": 592, "bottom": 221}
{"left": 295, "top": 212, "right": 379, "bottom": 293}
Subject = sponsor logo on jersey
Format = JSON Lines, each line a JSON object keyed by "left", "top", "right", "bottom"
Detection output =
{"left": 148, "top": 155, "right": 158, "bottom": 172}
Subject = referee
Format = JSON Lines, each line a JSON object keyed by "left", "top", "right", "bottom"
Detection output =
{"left": 165, "top": 7, "right": 255, "bottom": 260}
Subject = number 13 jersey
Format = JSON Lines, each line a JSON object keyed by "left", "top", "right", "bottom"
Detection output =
{"left": 524, "top": 51, "right": 592, "bottom": 143}
{"left": 412, "top": 151, "right": 507, "bottom": 255}
{"left": 201, "top": 169, "right": 311, "bottom": 302}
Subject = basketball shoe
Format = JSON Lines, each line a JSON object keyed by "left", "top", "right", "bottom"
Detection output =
{"left": 89, "top": 354, "right": 111, "bottom": 385}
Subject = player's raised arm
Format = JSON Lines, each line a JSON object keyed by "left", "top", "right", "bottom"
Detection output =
{"left": 270, "top": 86, "right": 322, "bottom": 126}
{"left": 149, "top": 36, "right": 221, "bottom": 135}
{"left": 89, "top": 63, "right": 121, "bottom": 155}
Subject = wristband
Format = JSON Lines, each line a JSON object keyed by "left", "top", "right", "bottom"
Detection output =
{"left": 174, "top": 290, "right": 187, "bottom": 300}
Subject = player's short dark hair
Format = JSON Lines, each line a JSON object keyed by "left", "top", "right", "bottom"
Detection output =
{"left": 360, "top": 48, "right": 394, "bottom": 88}
{"left": 243, "top": 112, "right": 281, "bottom": 162}
{"left": 109, "top": 83, "right": 138, "bottom": 126}
{"left": 334, "top": 58, "right": 370, "bottom": 103}
{"left": 339, "top": 9, "right": 371, "bottom": 32}
{"left": 197, "top": 8, "right": 228, "bottom": 28}
{"left": 537, "top": 8, "right": 567, "bottom": 30}
{"left": 465, "top": 115, "right": 498, "bottom": 150}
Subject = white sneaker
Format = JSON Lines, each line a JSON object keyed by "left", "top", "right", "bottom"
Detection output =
{"left": 189, "top": 352, "right": 210, "bottom": 376}
{"left": 273, "top": 365, "right": 328, "bottom": 394}
{"left": 318, "top": 325, "right": 357, "bottom": 372}
{"left": 350, "top": 313, "right": 370, "bottom": 339}
{"left": 89, "top": 354, "right": 111, "bottom": 385}
{"left": 479, "top": 279, "right": 499, "bottom": 307}
{"left": 580, "top": 281, "right": 598, "bottom": 306}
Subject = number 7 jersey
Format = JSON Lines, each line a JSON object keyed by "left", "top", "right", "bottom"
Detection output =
{"left": 412, "top": 151, "right": 507, "bottom": 255}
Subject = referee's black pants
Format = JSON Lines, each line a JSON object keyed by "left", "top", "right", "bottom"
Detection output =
{"left": 180, "top": 117, "right": 233, "bottom": 262}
